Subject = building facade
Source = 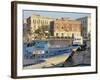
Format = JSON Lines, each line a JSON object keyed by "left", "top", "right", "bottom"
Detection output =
{"left": 26, "top": 14, "right": 54, "bottom": 40}
{"left": 27, "top": 14, "right": 53, "bottom": 33}
{"left": 77, "top": 16, "right": 91, "bottom": 38}
{"left": 23, "top": 19, "right": 30, "bottom": 42}
{"left": 50, "top": 19, "right": 81, "bottom": 38}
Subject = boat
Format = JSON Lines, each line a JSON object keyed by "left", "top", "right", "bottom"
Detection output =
{"left": 70, "top": 44, "right": 81, "bottom": 52}
{"left": 72, "top": 35, "right": 87, "bottom": 51}
{"left": 23, "top": 40, "right": 79, "bottom": 69}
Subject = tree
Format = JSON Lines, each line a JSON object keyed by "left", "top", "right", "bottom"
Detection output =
{"left": 34, "top": 25, "right": 50, "bottom": 39}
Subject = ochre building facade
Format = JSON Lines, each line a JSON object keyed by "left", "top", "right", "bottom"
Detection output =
{"left": 50, "top": 19, "right": 81, "bottom": 38}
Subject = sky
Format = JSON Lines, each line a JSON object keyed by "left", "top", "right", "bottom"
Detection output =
{"left": 23, "top": 10, "right": 90, "bottom": 20}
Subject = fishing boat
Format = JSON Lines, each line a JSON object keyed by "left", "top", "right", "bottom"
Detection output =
{"left": 23, "top": 40, "right": 79, "bottom": 69}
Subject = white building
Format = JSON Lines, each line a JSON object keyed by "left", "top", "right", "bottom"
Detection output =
{"left": 77, "top": 16, "right": 91, "bottom": 38}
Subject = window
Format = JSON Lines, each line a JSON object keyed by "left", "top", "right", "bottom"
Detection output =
{"left": 34, "top": 20, "right": 36, "bottom": 24}
{"left": 62, "top": 26, "right": 64, "bottom": 29}
{"left": 56, "top": 33, "right": 58, "bottom": 36}
{"left": 33, "top": 19, "right": 36, "bottom": 24}
{"left": 56, "top": 26, "right": 58, "bottom": 29}
{"left": 61, "top": 33, "right": 64, "bottom": 37}
{"left": 34, "top": 26, "right": 36, "bottom": 29}
{"left": 38, "top": 20, "right": 40, "bottom": 23}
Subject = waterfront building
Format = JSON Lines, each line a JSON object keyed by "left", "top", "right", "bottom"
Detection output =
{"left": 23, "top": 19, "right": 30, "bottom": 42}
{"left": 76, "top": 16, "right": 91, "bottom": 38}
{"left": 50, "top": 18, "right": 81, "bottom": 38}
{"left": 27, "top": 14, "right": 53, "bottom": 33}
{"left": 26, "top": 14, "right": 53, "bottom": 40}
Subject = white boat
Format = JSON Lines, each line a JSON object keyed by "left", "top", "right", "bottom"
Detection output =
{"left": 71, "top": 35, "right": 84, "bottom": 51}
{"left": 72, "top": 36, "right": 83, "bottom": 45}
